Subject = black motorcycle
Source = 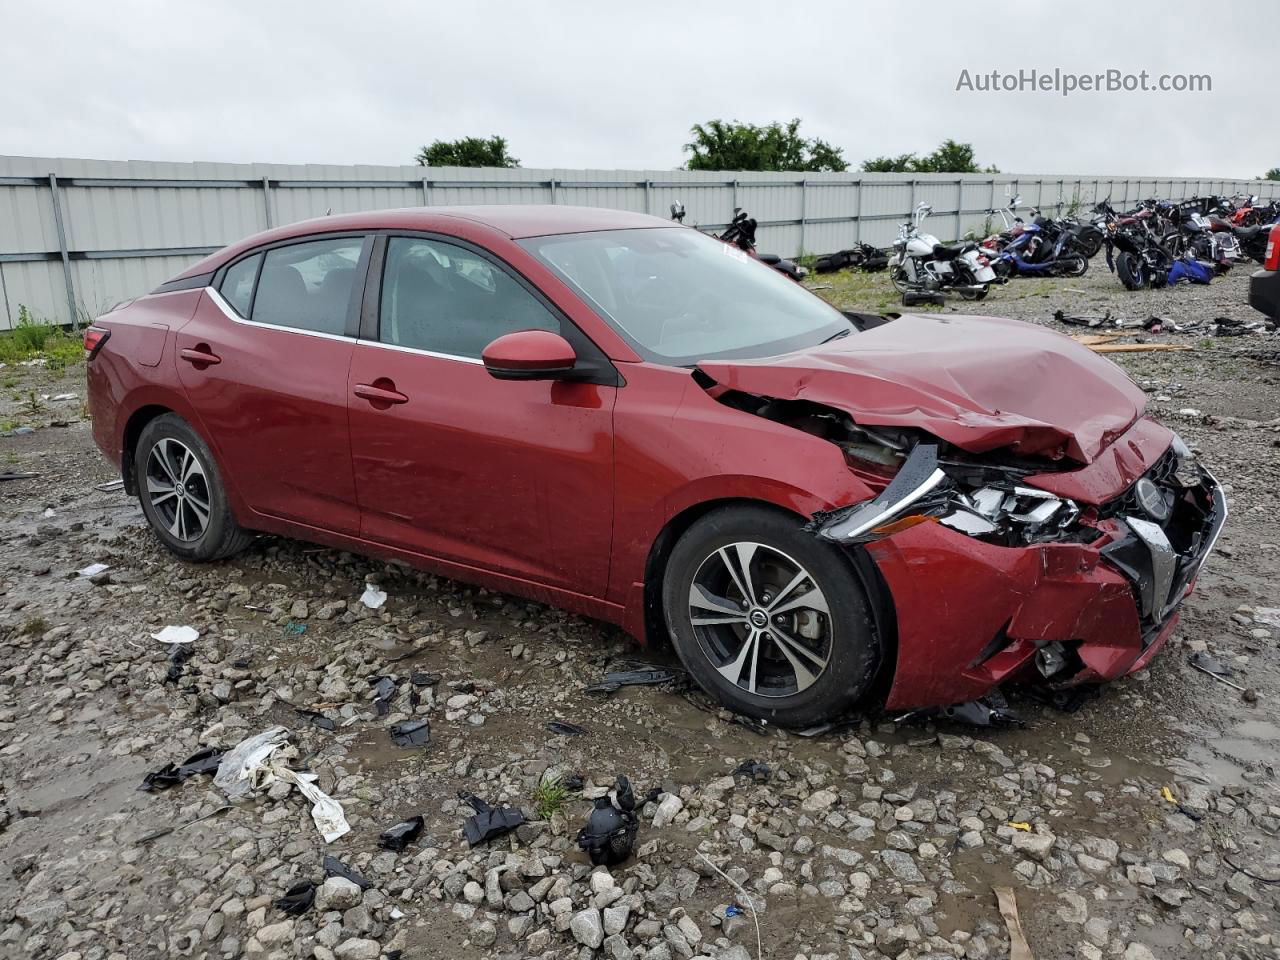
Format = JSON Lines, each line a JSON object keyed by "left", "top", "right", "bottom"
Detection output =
{"left": 671, "top": 203, "right": 808, "bottom": 282}
{"left": 813, "top": 243, "right": 889, "bottom": 274}
{"left": 1105, "top": 218, "right": 1175, "bottom": 290}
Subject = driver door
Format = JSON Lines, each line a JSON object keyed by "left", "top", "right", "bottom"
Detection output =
{"left": 347, "top": 235, "right": 617, "bottom": 596}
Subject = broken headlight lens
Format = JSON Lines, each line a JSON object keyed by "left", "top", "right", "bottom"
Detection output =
{"left": 938, "top": 485, "right": 1081, "bottom": 544}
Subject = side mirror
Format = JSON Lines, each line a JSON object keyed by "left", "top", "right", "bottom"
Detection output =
{"left": 670, "top": 201, "right": 686, "bottom": 222}
{"left": 481, "top": 330, "right": 577, "bottom": 381}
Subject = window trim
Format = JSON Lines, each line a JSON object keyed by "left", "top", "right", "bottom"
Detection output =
{"left": 209, "top": 232, "right": 373, "bottom": 339}
{"left": 360, "top": 230, "right": 621, "bottom": 386}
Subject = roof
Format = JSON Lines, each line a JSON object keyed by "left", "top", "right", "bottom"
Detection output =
{"left": 173, "top": 205, "right": 670, "bottom": 280}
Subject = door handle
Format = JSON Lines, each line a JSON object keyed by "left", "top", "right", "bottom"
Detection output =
{"left": 180, "top": 346, "right": 222, "bottom": 366}
{"left": 353, "top": 381, "right": 408, "bottom": 406}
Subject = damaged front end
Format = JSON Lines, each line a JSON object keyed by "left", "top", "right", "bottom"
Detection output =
{"left": 808, "top": 427, "right": 1226, "bottom": 710}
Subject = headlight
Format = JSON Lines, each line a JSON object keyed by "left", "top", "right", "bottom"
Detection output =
{"left": 815, "top": 442, "right": 1085, "bottom": 547}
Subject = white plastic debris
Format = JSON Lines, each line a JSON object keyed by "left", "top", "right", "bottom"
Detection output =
{"left": 78, "top": 562, "right": 109, "bottom": 578}
{"left": 214, "top": 726, "right": 291, "bottom": 800}
{"left": 1255, "top": 608, "right": 1280, "bottom": 628}
{"left": 42, "top": 507, "right": 55, "bottom": 518}
{"left": 50, "top": 393, "right": 78, "bottom": 402}
{"left": 360, "top": 584, "right": 387, "bottom": 609}
{"left": 213, "top": 725, "right": 351, "bottom": 842}
{"left": 151, "top": 625, "right": 199, "bottom": 645}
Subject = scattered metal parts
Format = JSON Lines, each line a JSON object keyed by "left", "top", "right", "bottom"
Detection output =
{"left": 323, "top": 855, "right": 370, "bottom": 889}
{"left": 584, "top": 660, "right": 687, "bottom": 695}
{"left": 295, "top": 708, "right": 336, "bottom": 732}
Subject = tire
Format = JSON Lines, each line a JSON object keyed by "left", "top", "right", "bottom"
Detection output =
{"left": 958, "top": 287, "right": 989, "bottom": 301}
{"left": 1115, "top": 252, "right": 1146, "bottom": 290}
{"left": 660, "top": 505, "right": 882, "bottom": 728}
{"left": 889, "top": 265, "right": 911, "bottom": 293}
{"left": 1080, "top": 235, "right": 1103, "bottom": 259}
{"left": 1057, "top": 254, "right": 1089, "bottom": 278}
{"left": 136, "top": 413, "right": 254, "bottom": 562}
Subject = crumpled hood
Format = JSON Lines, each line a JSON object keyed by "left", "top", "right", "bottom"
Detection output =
{"left": 697, "top": 313, "right": 1146, "bottom": 464}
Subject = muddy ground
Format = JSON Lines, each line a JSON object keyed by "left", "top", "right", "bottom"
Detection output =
{"left": 0, "top": 263, "right": 1277, "bottom": 960}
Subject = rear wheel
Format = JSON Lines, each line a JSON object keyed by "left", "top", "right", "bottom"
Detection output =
{"left": 661, "top": 506, "right": 882, "bottom": 728}
{"left": 1058, "top": 254, "right": 1089, "bottom": 278}
{"left": 136, "top": 414, "right": 254, "bottom": 562}
{"left": 958, "top": 286, "right": 990, "bottom": 301}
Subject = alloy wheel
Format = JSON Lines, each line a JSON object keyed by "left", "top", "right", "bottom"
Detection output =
{"left": 687, "top": 542, "right": 833, "bottom": 698}
{"left": 145, "top": 437, "right": 211, "bottom": 542}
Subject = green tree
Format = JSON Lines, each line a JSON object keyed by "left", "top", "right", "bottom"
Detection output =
{"left": 415, "top": 136, "right": 519, "bottom": 168}
{"left": 1265, "top": 167, "right": 1280, "bottom": 181}
{"left": 683, "top": 119, "right": 848, "bottom": 172}
{"left": 862, "top": 139, "right": 998, "bottom": 174}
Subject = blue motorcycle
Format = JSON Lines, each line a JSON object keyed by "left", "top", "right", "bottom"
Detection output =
{"left": 993, "top": 211, "right": 1089, "bottom": 279}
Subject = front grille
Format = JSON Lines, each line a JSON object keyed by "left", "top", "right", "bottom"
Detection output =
{"left": 1098, "top": 449, "right": 1225, "bottom": 637}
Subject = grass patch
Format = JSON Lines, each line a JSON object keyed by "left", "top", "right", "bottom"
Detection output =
{"left": 0, "top": 307, "right": 84, "bottom": 372}
{"left": 21, "top": 616, "right": 50, "bottom": 636}
{"left": 531, "top": 776, "right": 572, "bottom": 820}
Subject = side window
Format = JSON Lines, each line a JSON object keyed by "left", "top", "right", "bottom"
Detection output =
{"left": 379, "top": 237, "right": 559, "bottom": 358}
{"left": 252, "top": 237, "right": 365, "bottom": 335}
{"left": 219, "top": 253, "right": 261, "bottom": 318}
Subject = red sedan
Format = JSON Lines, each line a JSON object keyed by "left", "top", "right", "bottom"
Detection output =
{"left": 85, "top": 206, "right": 1226, "bottom": 726}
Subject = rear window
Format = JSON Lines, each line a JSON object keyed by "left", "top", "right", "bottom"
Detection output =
{"left": 219, "top": 254, "right": 261, "bottom": 318}
{"left": 251, "top": 237, "right": 365, "bottom": 335}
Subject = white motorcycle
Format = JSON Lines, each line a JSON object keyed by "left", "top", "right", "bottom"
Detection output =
{"left": 889, "top": 202, "right": 997, "bottom": 301}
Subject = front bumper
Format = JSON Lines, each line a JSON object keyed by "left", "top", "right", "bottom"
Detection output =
{"left": 1249, "top": 268, "right": 1280, "bottom": 322}
{"left": 858, "top": 456, "right": 1226, "bottom": 710}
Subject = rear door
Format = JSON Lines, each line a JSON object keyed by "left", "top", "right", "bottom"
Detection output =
{"left": 177, "top": 234, "right": 370, "bottom": 534}
{"left": 346, "top": 233, "right": 617, "bottom": 595}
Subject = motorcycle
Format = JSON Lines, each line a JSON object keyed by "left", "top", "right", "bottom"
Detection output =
{"left": 1104, "top": 217, "right": 1175, "bottom": 290}
{"left": 991, "top": 208, "right": 1089, "bottom": 279}
{"left": 1163, "top": 207, "right": 1240, "bottom": 272}
{"left": 813, "top": 242, "right": 889, "bottom": 274}
{"left": 889, "top": 202, "right": 996, "bottom": 300}
{"left": 670, "top": 202, "right": 808, "bottom": 282}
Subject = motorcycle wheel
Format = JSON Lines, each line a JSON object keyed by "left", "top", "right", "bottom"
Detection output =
{"left": 889, "top": 266, "right": 911, "bottom": 293}
{"left": 1058, "top": 254, "right": 1088, "bottom": 278}
{"left": 1115, "top": 252, "right": 1146, "bottom": 290}
{"left": 958, "top": 287, "right": 989, "bottom": 301}
{"left": 1080, "top": 236, "right": 1103, "bottom": 259}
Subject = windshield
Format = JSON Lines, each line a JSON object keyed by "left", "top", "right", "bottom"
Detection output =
{"left": 521, "top": 227, "right": 849, "bottom": 365}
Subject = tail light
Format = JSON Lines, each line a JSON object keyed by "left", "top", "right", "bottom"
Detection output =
{"left": 1265, "top": 224, "right": 1280, "bottom": 271}
{"left": 83, "top": 325, "right": 111, "bottom": 360}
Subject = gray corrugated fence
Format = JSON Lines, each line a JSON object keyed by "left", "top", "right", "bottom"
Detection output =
{"left": 2, "top": 154, "right": 1278, "bottom": 329}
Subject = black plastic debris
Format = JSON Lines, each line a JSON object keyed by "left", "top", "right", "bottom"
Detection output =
{"left": 295, "top": 708, "right": 336, "bottom": 732}
{"left": 1053, "top": 309, "right": 1112, "bottom": 328}
{"left": 0, "top": 472, "right": 38, "bottom": 482}
{"left": 732, "top": 760, "right": 772, "bottom": 783}
{"left": 584, "top": 660, "right": 686, "bottom": 696}
{"left": 559, "top": 773, "right": 585, "bottom": 792}
{"left": 901, "top": 291, "right": 945, "bottom": 307}
{"left": 273, "top": 881, "right": 316, "bottom": 915}
{"left": 388, "top": 719, "right": 430, "bottom": 748}
{"left": 164, "top": 643, "right": 194, "bottom": 684}
{"left": 378, "top": 815, "right": 424, "bottom": 851}
{"left": 322, "top": 854, "right": 369, "bottom": 890}
{"left": 230, "top": 656, "right": 252, "bottom": 669}
{"left": 138, "top": 746, "right": 225, "bottom": 792}
{"left": 369, "top": 675, "right": 398, "bottom": 716}
{"left": 1188, "top": 651, "right": 1232, "bottom": 677}
{"left": 577, "top": 775, "right": 640, "bottom": 866}
{"left": 941, "top": 697, "right": 1023, "bottom": 728}
{"left": 546, "top": 720, "right": 588, "bottom": 737}
{"left": 410, "top": 672, "right": 439, "bottom": 687}
{"left": 459, "top": 792, "right": 526, "bottom": 847}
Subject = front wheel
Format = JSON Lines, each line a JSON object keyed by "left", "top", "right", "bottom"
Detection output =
{"left": 661, "top": 506, "right": 882, "bottom": 728}
{"left": 136, "top": 413, "right": 254, "bottom": 562}
{"left": 1115, "top": 251, "right": 1147, "bottom": 290}
{"left": 889, "top": 262, "right": 912, "bottom": 293}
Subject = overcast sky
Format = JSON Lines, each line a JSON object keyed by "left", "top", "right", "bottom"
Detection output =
{"left": 3, "top": 1, "right": 1276, "bottom": 178}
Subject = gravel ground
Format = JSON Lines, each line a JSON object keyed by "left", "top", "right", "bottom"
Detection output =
{"left": 1, "top": 263, "right": 1277, "bottom": 960}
